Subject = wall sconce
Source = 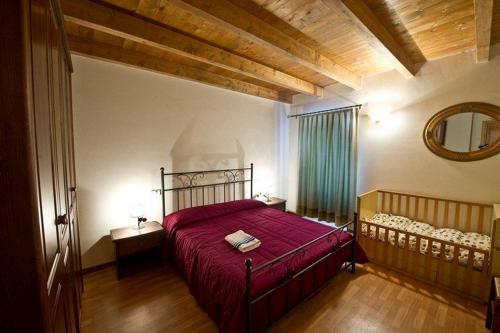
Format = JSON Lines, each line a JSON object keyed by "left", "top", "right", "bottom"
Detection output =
{"left": 369, "top": 109, "right": 391, "bottom": 123}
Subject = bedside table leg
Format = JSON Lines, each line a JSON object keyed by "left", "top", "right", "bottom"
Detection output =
{"left": 116, "top": 243, "right": 122, "bottom": 280}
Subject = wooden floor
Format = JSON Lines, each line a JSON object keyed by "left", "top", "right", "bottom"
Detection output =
{"left": 81, "top": 263, "right": 488, "bottom": 333}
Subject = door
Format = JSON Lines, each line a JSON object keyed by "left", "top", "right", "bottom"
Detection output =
{"left": 481, "top": 120, "right": 500, "bottom": 147}
{"left": 62, "top": 50, "right": 83, "bottom": 329}
{"left": 31, "top": 0, "right": 79, "bottom": 331}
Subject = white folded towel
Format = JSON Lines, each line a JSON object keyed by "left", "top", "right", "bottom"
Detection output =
{"left": 225, "top": 230, "right": 261, "bottom": 252}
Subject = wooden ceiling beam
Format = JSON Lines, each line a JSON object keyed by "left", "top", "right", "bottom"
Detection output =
{"left": 474, "top": 0, "right": 494, "bottom": 63}
{"left": 67, "top": 35, "right": 292, "bottom": 103}
{"left": 168, "top": 0, "right": 362, "bottom": 90}
{"left": 61, "top": 0, "right": 322, "bottom": 97}
{"left": 333, "top": 0, "right": 420, "bottom": 78}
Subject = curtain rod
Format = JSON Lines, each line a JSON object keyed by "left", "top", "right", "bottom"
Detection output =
{"left": 287, "top": 104, "right": 362, "bottom": 118}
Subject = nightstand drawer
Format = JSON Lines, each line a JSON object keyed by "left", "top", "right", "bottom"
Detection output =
{"left": 119, "top": 233, "right": 163, "bottom": 256}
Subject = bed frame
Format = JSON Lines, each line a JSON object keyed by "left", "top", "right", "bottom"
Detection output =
{"left": 159, "top": 163, "right": 254, "bottom": 216}
{"left": 159, "top": 164, "right": 357, "bottom": 332}
{"left": 358, "top": 189, "right": 495, "bottom": 302}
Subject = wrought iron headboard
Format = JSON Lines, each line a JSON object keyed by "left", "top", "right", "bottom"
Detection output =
{"left": 158, "top": 163, "right": 254, "bottom": 217}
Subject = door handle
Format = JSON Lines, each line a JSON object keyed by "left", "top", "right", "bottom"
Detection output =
{"left": 56, "top": 214, "right": 68, "bottom": 226}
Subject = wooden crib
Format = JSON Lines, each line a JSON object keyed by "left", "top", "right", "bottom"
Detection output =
{"left": 357, "top": 189, "right": 497, "bottom": 301}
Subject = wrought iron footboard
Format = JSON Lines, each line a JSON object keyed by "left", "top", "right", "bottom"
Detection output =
{"left": 244, "top": 214, "right": 357, "bottom": 333}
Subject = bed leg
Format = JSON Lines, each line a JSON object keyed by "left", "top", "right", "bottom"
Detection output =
{"left": 245, "top": 258, "right": 253, "bottom": 333}
{"left": 160, "top": 167, "right": 165, "bottom": 218}
{"left": 351, "top": 213, "right": 358, "bottom": 274}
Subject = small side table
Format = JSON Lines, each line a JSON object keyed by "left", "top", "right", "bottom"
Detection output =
{"left": 110, "top": 221, "right": 164, "bottom": 280}
{"left": 486, "top": 276, "right": 500, "bottom": 332}
{"left": 261, "top": 197, "right": 286, "bottom": 212}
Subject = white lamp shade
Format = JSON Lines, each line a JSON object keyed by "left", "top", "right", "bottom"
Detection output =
{"left": 129, "top": 202, "right": 145, "bottom": 218}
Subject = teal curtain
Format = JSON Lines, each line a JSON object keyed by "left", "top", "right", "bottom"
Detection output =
{"left": 297, "top": 109, "right": 358, "bottom": 223}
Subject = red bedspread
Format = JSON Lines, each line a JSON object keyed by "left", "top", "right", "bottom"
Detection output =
{"left": 163, "top": 199, "right": 352, "bottom": 332}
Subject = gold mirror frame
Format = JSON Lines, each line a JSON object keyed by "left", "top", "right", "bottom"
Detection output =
{"left": 423, "top": 102, "right": 500, "bottom": 161}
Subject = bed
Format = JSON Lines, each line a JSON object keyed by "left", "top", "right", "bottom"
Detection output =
{"left": 357, "top": 189, "right": 496, "bottom": 302}
{"left": 158, "top": 165, "right": 356, "bottom": 333}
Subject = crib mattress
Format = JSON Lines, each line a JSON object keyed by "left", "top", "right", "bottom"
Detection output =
{"left": 361, "top": 213, "right": 490, "bottom": 270}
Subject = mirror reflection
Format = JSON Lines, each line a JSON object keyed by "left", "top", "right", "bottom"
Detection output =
{"left": 433, "top": 112, "right": 500, "bottom": 153}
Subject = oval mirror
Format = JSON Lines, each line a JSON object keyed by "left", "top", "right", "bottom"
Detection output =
{"left": 423, "top": 102, "right": 500, "bottom": 161}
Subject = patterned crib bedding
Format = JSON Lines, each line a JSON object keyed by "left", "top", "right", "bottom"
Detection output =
{"left": 459, "top": 232, "right": 491, "bottom": 269}
{"left": 361, "top": 213, "right": 410, "bottom": 243}
{"left": 361, "top": 213, "right": 490, "bottom": 270}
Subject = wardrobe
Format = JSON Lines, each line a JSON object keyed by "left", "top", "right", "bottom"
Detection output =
{"left": 1, "top": 0, "right": 82, "bottom": 332}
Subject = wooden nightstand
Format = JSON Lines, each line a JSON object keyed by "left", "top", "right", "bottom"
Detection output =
{"left": 487, "top": 276, "right": 500, "bottom": 332}
{"left": 110, "top": 221, "right": 165, "bottom": 280}
{"left": 262, "top": 197, "right": 286, "bottom": 212}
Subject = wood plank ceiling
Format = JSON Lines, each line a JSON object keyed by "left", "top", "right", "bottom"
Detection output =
{"left": 62, "top": 0, "right": 499, "bottom": 104}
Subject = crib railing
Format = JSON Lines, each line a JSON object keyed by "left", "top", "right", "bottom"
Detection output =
{"left": 377, "top": 190, "right": 493, "bottom": 235}
{"left": 357, "top": 189, "right": 495, "bottom": 301}
{"left": 358, "top": 220, "right": 490, "bottom": 300}
{"left": 361, "top": 220, "right": 489, "bottom": 268}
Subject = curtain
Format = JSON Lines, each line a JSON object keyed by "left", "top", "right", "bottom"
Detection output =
{"left": 297, "top": 109, "right": 358, "bottom": 223}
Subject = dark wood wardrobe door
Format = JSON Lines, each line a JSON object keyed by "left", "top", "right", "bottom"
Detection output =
{"left": 63, "top": 65, "right": 83, "bottom": 321}
{"left": 57, "top": 46, "right": 80, "bottom": 333}
{"left": 50, "top": 3, "right": 79, "bottom": 331}
{"left": 0, "top": 0, "right": 48, "bottom": 331}
{"left": 31, "top": 0, "right": 59, "bottom": 280}
{"left": 53, "top": 283, "right": 70, "bottom": 333}
{"left": 31, "top": 0, "right": 78, "bottom": 331}
{"left": 65, "top": 72, "right": 82, "bottom": 284}
{"left": 1, "top": 0, "right": 81, "bottom": 331}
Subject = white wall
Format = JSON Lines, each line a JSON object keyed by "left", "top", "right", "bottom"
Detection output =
{"left": 289, "top": 44, "right": 500, "bottom": 210}
{"left": 72, "top": 55, "right": 286, "bottom": 268}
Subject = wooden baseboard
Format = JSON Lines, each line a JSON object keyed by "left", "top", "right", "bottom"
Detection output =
{"left": 82, "top": 261, "right": 115, "bottom": 275}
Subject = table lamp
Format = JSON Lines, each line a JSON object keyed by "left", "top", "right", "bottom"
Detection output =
{"left": 129, "top": 201, "right": 147, "bottom": 230}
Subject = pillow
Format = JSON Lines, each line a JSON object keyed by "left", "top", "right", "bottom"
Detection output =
{"left": 369, "top": 213, "right": 391, "bottom": 224}
{"left": 364, "top": 213, "right": 411, "bottom": 243}
{"left": 429, "top": 228, "right": 464, "bottom": 244}
{"left": 368, "top": 213, "right": 411, "bottom": 229}
{"left": 460, "top": 232, "right": 491, "bottom": 251}
{"left": 404, "top": 221, "right": 434, "bottom": 235}
{"left": 398, "top": 221, "right": 434, "bottom": 251}
{"left": 163, "top": 199, "right": 266, "bottom": 235}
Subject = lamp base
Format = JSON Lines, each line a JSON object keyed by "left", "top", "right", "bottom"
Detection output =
{"left": 134, "top": 217, "right": 147, "bottom": 230}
